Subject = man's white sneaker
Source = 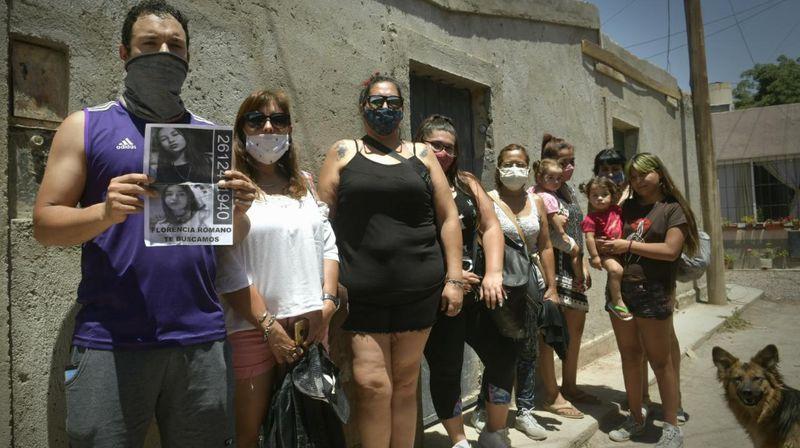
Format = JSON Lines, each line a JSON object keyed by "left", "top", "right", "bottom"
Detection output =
{"left": 655, "top": 423, "right": 683, "bottom": 447}
{"left": 477, "top": 428, "right": 511, "bottom": 448}
{"left": 514, "top": 408, "right": 547, "bottom": 440}
{"left": 470, "top": 408, "right": 486, "bottom": 432}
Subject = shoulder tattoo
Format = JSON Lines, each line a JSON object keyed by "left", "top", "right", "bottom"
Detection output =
{"left": 419, "top": 145, "right": 429, "bottom": 157}
{"left": 336, "top": 144, "right": 348, "bottom": 160}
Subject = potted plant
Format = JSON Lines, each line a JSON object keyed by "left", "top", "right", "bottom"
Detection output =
{"left": 722, "top": 220, "right": 737, "bottom": 230}
{"left": 775, "top": 248, "right": 789, "bottom": 269}
{"left": 764, "top": 219, "right": 783, "bottom": 231}
{"left": 792, "top": 218, "right": 800, "bottom": 230}
{"left": 782, "top": 217, "right": 793, "bottom": 229}
{"left": 759, "top": 244, "right": 774, "bottom": 270}
{"left": 724, "top": 253, "right": 736, "bottom": 269}
{"left": 742, "top": 215, "right": 755, "bottom": 229}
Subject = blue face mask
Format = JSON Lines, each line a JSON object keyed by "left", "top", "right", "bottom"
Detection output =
{"left": 609, "top": 171, "right": 625, "bottom": 185}
{"left": 363, "top": 107, "right": 403, "bottom": 135}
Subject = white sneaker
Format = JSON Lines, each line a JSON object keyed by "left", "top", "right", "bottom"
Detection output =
{"left": 470, "top": 408, "right": 487, "bottom": 432}
{"left": 514, "top": 408, "right": 547, "bottom": 440}
{"left": 452, "top": 439, "right": 472, "bottom": 448}
{"left": 609, "top": 414, "right": 646, "bottom": 442}
{"left": 477, "top": 428, "right": 511, "bottom": 448}
{"left": 655, "top": 423, "right": 683, "bottom": 448}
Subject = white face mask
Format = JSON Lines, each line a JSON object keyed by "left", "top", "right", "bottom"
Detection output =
{"left": 498, "top": 166, "right": 529, "bottom": 190}
{"left": 245, "top": 133, "right": 290, "bottom": 165}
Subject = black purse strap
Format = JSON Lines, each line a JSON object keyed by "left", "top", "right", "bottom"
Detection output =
{"left": 361, "top": 135, "right": 431, "bottom": 187}
{"left": 488, "top": 190, "right": 531, "bottom": 259}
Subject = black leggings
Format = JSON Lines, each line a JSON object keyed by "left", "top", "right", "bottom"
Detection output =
{"left": 424, "top": 295, "right": 518, "bottom": 420}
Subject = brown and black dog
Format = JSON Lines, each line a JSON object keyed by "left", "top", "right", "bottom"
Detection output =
{"left": 712, "top": 344, "right": 800, "bottom": 447}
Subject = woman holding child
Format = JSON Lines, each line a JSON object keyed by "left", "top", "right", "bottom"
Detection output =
{"left": 529, "top": 135, "right": 594, "bottom": 419}
{"left": 598, "top": 153, "right": 699, "bottom": 448}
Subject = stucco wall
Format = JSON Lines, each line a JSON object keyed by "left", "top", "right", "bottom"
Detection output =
{"left": 4, "top": 0, "right": 700, "bottom": 445}
{"left": 1, "top": 2, "right": 12, "bottom": 447}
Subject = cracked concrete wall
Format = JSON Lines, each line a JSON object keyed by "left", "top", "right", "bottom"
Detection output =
{"left": 1, "top": 1, "right": 12, "bottom": 446}
{"left": 4, "top": 0, "right": 697, "bottom": 445}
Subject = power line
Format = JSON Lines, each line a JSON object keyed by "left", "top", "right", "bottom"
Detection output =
{"left": 727, "top": 0, "right": 757, "bottom": 65}
{"left": 643, "top": 0, "right": 791, "bottom": 60}
{"left": 625, "top": 0, "right": 780, "bottom": 49}
{"left": 602, "top": 0, "right": 639, "bottom": 26}
{"left": 770, "top": 18, "right": 800, "bottom": 59}
{"left": 666, "top": 0, "right": 672, "bottom": 73}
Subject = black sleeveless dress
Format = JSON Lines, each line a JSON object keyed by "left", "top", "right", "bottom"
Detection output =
{"left": 335, "top": 142, "right": 446, "bottom": 333}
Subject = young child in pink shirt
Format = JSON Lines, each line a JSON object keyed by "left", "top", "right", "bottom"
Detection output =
{"left": 531, "top": 158, "right": 584, "bottom": 289}
{"left": 581, "top": 176, "right": 630, "bottom": 320}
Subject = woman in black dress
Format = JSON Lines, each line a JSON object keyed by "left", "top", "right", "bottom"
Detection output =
{"left": 318, "top": 74, "right": 464, "bottom": 448}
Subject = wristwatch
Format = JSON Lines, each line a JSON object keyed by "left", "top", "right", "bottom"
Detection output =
{"left": 322, "top": 293, "right": 340, "bottom": 311}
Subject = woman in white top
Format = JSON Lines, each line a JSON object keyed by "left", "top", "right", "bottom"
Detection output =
{"left": 215, "top": 90, "right": 339, "bottom": 448}
{"left": 482, "top": 143, "right": 558, "bottom": 440}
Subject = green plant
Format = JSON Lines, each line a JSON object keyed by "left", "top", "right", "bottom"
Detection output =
{"left": 742, "top": 215, "right": 756, "bottom": 225}
{"left": 776, "top": 249, "right": 789, "bottom": 258}
{"left": 760, "top": 243, "right": 774, "bottom": 259}
{"left": 720, "top": 308, "right": 751, "bottom": 333}
{"left": 724, "top": 253, "right": 736, "bottom": 263}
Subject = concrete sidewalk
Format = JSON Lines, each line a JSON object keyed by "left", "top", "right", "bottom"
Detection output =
{"left": 422, "top": 283, "right": 763, "bottom": 447}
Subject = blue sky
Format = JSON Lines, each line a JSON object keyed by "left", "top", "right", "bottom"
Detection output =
{"left": 589, "top": 0, "right": 800, "bottom": 90}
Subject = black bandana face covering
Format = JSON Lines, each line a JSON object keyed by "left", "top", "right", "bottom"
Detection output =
{"left": 123, "top": 52, "right": 188, "bottom": 123}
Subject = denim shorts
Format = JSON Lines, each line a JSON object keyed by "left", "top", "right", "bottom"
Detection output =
{"left": 621, "top": 280, "right": 674, "bottom": 320}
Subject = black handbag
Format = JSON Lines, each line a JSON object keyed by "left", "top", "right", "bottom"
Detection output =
{"left": 487, "top": 191, "right": 540, "bottom": 340}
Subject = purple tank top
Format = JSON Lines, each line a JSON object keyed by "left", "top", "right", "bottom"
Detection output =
{"left": 74, "top": 101, "right": 225, "bottom": 349}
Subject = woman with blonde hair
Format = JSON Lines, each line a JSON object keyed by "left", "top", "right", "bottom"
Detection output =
{"left": 598, "top": 152, "right": 699, "bottom": 448}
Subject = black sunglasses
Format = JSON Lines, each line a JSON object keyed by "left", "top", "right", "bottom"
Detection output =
{"left": 366, "top": 95, "right": 404, "bottom": 110}
{"left": 423, "top": 140, "right": 455, "bottom": 154}
{"left": 243, "top": 111, "right": 292, "bottom": 129}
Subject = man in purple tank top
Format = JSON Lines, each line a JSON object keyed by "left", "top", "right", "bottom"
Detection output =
{"left": 32, "top": 2, "right": 256, "bottom": 446}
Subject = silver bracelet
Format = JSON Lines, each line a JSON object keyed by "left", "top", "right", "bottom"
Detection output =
{"left": 445, "top": 278, "right": 465, "bottom": 287}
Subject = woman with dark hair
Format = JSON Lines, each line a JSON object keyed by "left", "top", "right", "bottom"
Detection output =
{"left": 480, "top": 143, "right": 558, "bottom": 445}
{"left": 593, "top": 149, "right": 629, "bottom": 202}
{"left": 318, "top": 74, "right": 464, "bottom": 448}
{"left": 214, "top": 89, "right": 340, "bottom": 447}
{"left": 598, "top": 153, "right": 699, "bottom": 448}
{"left": 532, "top": 134, "right": 594, "bottom": 418}
{"left": 153, "top": 126, "right": 212, "bottom": 183}
{"left": 153, "top": 183, "right": 207, "bottom": 229}
{"left": 414, "top": 115, "right": 513, "bottom": 447}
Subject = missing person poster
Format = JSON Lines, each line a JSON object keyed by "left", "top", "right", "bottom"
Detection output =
{"left": 143, "top": 123, "right": 235, "bottom": 246}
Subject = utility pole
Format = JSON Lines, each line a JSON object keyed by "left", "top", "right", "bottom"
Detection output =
{"left": 684, "top": 0, "right": 726, "bottom": 305}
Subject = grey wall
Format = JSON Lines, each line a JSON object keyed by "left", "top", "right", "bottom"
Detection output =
{"left": 4, "top": 0, "right": 700, "bottom": 445}
{"left": 1, "top": 1, "right": 12, "bottom": 446}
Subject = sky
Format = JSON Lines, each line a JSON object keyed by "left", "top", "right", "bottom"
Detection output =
{"left": 588, "top": 0, "right": 800, "bottom": 91}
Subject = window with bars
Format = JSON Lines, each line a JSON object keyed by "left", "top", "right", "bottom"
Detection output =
{"left": 753, "top": 162, "right": 794, "bottom": 220}
{"left": 718, "top": 162, "right": 753, "bottom": 222}
{"left": 717, "top": 157, "right": 800, "bottom": 222}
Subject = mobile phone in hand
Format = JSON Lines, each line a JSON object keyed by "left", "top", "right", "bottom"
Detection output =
{"left": 294, "top": 318, "right": 309, "bottom": 346}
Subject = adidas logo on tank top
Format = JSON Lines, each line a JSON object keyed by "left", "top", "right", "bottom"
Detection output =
{"left": 115, "top": 137, "right": 137, "bottom": 150}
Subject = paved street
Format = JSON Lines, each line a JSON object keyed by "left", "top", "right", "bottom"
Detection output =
{"left": 583, "top": 270, "right": 800, "bottom": 447}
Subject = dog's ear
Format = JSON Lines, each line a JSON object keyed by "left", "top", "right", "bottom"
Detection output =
{"left": 713, "top": 346, "right": 738, "bottom": 372}
{"left": 752, "top": 344, "right": 779, "bottom": 370}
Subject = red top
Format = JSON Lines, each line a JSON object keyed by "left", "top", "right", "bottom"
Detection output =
{"left": 581, "top": 205, "right": 623, "bottom": 239}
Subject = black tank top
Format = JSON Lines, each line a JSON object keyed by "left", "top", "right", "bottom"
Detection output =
{"left": 334, "top": 143, "right": 445, "bottom": 305}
